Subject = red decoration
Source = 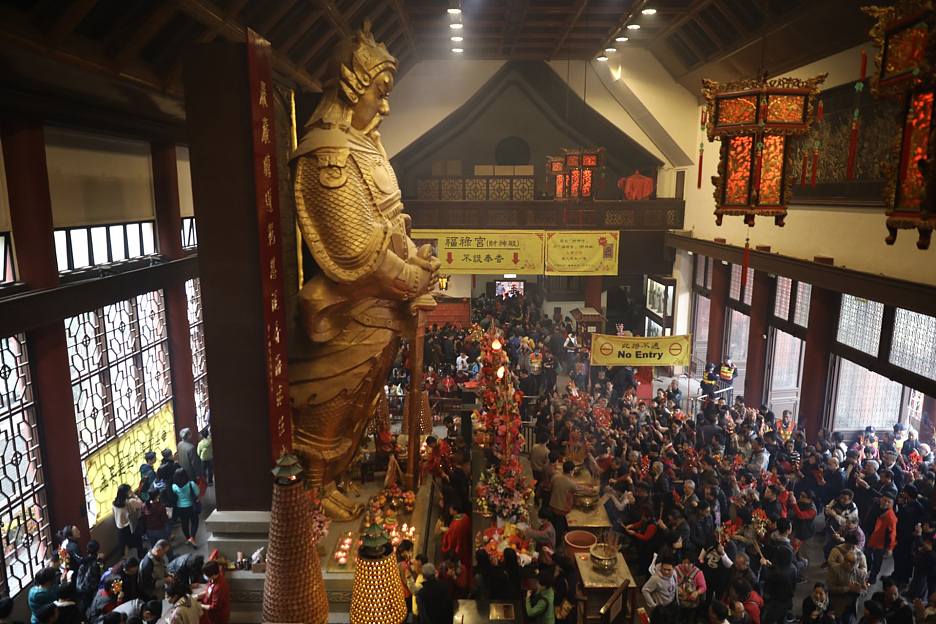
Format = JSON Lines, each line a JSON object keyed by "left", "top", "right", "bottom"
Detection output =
{"left": 703, "top": 73, "right": 826, "bottom": 227}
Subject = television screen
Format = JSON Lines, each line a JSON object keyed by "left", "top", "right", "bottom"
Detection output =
{"left": 495, "top": 281, "right": 524, "bottom": 298}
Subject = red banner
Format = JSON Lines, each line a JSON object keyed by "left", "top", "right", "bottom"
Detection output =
{"left": 246, "top": 29, "right": 292, "bottom": 460}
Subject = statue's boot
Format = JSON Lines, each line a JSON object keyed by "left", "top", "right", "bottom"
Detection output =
{"left": 322, "top": 482, "right": 363, "bottom": 521}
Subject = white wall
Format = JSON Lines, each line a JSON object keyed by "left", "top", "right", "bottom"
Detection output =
{"left": 672, "top": 250, "right": 693, "bottom": 336}
{"left": 44, "top": 127, "right": 155, "bottom": 227}
{"left": 0, "top": 137, "right": 10, "bottom": 232}
{"left": 435, "top": 273, "right": 472, "bottom": 298}
{"left": 176, "top": 145, "right": 195, "bottom": 218}
{"left": 381, "top": 60, "right": 506, "bottom": 158}
{"left": 547, "top": 60, "right": 668, "bottom": 166}
{"left": 681, "top": 43, "right": 936, "bottom": 287}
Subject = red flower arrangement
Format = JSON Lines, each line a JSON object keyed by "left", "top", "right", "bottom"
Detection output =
{"left": 472, "top": 330, "right": 534, "bottom": 520}
{"left": 751, "top": 508, "right": 770, "bottom": 537}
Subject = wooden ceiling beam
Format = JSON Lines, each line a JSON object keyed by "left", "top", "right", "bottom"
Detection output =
{"left": 0, "top": 5, "right": 180, "bottom": 96}
{"left": 312, "top": 0, "right": 351, "bottom": 38}
{"left": 176, "top": 0, "right": 321, "bottom": 91}
{"left": 279, "top": 9, "right": 323, "bottom": 53}
{"left": 254, "top": 0, "right": 299, "bottom": 36}
{"left": 298, "top": 29, "right": 337, "bottom": 67}
{"left": 113, "top": 2, "right": 178, "bottom": 67}
{"left": 549, "top": 0, "right": 589, "bottom": 59}
{"left": 388, "top": 0, "right": 419, "bottom": 58}
{"left": 46, "top": 0, "right": 99, "bottom": 45}
{"left": 691, "top": 14, "right": 724, "bottom": 50}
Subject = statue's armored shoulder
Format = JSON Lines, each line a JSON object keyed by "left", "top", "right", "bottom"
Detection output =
{"left": 294, "top": 126, "right": 353, "bottom": 189}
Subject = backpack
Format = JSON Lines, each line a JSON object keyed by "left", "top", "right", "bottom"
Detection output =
{"left": 677, "top": 565, "right": 702, "bottom": 607}
{"left": 159, "top": 481, "right": 178, "bottom": 507}
{"left": 76, "top": 558, "right": 102, "bottom": 595}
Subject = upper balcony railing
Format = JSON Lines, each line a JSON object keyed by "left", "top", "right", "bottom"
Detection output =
{"left": 404, "top": 198, "right": 685, "bottom": 231}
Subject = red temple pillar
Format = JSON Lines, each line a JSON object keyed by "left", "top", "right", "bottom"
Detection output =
{"left": 706, "top": 261, "right": 730, "bottom": 365}
{"left": 744, "top": 270, "right": 773, "bottom": 408}
{"left": 799, "top": 286, "right": 840, "bottom": 441}
{"left": 152, "top": 142, "right": 198, "bottom": 436}
{"left": 1, "top": 118, "right": 90, "bottom": 540}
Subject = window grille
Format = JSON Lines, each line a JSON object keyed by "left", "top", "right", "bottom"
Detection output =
{"left": 890, "top": 308, "right": 936, "bottom": 380}
{"left": 774, "top": 277, "right": 792, "bottom": 320}
{"left": 836, "top": 295, "right": 883, "bottom": 356}
{"left": 0, "top": 334, "right": 52, "bottom": 597}
{"left": 54, "top": 221, "right": 157, "bottom": 272}
{"left": 186, "top": 279, "right": 210, "bottom": 430}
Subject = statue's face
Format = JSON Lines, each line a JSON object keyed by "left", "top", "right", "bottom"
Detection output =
{"left": 351, "top": 70, "right": 394, "bottom": 133}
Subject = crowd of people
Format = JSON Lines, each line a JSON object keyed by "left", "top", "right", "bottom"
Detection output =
{"left": 402, "top": 292, "right": 936, "bottom": 624}
{"left": 17, "top": 428, "right": 226, "bottom": 624}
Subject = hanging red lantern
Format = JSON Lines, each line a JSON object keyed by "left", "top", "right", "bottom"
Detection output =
{"left": 702, "top": 72, "right": 826, "bottom": 227}
{"left": 864, "top": 1, "right": 936, "bottom": 249}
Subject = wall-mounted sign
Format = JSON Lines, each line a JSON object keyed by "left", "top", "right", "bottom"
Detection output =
{"left": 412, "top": 230, "right": 545, "bottom": 274}
{"left": 590, "top": 333, "right": 691, "bottom": 366}
{"left": 545, "top": 231, "right": 618, "bottom": 275}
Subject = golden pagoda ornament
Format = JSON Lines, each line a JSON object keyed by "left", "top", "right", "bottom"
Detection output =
{"left": 349, "top": 524, "right": 407, "bottom": 624}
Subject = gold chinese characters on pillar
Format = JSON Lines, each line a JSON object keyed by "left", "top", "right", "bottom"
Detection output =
{"left": 289, "top": 21, "right": 439, "bottom": 521}
{"left": 702, "top": 73, "right": 826, "bottom": 226}
{"left": 864, "top": 0, "right": 936, "bottom": 249}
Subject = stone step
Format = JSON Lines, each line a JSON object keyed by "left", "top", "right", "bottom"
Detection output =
{"left": 205, "top": 509, "right": 271, "bottom": 534}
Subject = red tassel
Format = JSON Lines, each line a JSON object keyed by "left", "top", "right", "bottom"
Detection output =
{"left": 810, "top": 149, "right": 819, "bottom": 187}
{"left": 752, "top": 141, "right": 763, "bottom": 196}
{"left": 800, "top": 151, "right": 809, "bottom": 186}
{"left": 740, "top": 239, "right": 750, "bottom": 284}
{"left": 697, "top": 145, "right": 704, "bottom": 189}
{"left": 846, "top": 119, "right": 860, "bottom": 180}
{"left": 817, "top": 100, "right": 824, "bottom": 123}
{"left": 860, "top": 49, "right": 867, "bottom": 81}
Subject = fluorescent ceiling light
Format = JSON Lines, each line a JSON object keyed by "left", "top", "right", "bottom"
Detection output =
{"left": 627, "top": 23, "right": 641, "bottom": 30}
{"left": 447, "top": 8, "right": 462, "bottom": 14}
{"left": 451, "top": 36, "right": 463, "bottom": 42}
{"left": 503, "top": 274, "right": 517, "bottom": 279}
{"left": 450, "top": 22, "right": 463, "bottom": 29}
{"left": 642, "top": 8, "right": 657, "bottom": 15}
{"left": 615, "top": 36, "right": 629, "bottom": 42}
{"left": 605, "top": 47, "right": 616, "bottom": 53}
{"left": 596, "top": 55, "right": 609, "bottom": 62}
{"left": 452, "top": 47, "right": 463, "bottom": 53}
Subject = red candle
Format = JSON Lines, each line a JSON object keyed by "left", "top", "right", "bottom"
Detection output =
{"left": 860, "top": 49, "right": 867, "bottom": 81}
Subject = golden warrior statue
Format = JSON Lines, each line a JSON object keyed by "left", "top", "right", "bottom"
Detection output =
{"left": 290, "top": 22, "right": 439, "bottom": 520}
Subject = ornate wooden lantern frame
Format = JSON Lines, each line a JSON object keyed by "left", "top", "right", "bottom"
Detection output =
{"left": 865, "top": 0, "right": 936, "bottom": 249}
{"left": 703, "top": 74, "right": 826, "bottom": 226}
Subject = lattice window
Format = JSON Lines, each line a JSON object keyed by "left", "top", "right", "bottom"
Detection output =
{"left": 181, "top": 217, "right": 198, "bottom": 249}
{"left": 836, "top": 295, "right": 883, "bottom": 355}
{"left": 0, "top": 335, "right": 52, "bottom": 597}
{"left": 692, "top": 294, "right": 710, "bottom": 373}
{"left": 53, "top": 221, "right": 157, "bottom": 272}
{"left": 0, "top": 232, "right": 15, "bottom": 285}
{"left": 695, "top": 256, "right": 706, "bottom": 287}
{"left": 833, "top": 357, "right": 903, "bottom": 431}
{"left": 730, "top": 264, "right": 742, "bottom": 300}
{"left": 64, "top": 291, "right": 172, "bottom": 524}
{"left": 727, "top": 309, "right": 750, "bottom": 393}
{"left": 890, "top": 308, "right": 936, "bottom": 380}
{"left": 793, "top": 283, "right": 811, "bottom": 327}
{"left": 186, "top": 279, "right": 210, "bottom": 431}
{"left": 774, "top": 277, "right": 792, "bottom": 320}
{"left": 729, "top": 264, "right": 753, "bottom": 303}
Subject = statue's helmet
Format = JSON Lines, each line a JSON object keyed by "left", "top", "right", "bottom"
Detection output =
{"left": 330, "top": 20, "right": 398, "bottom": 106}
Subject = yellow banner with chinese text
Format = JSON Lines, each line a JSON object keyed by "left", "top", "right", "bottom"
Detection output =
{"left": 83, "top": 404, "right": 177, "bottom": 523}
{"left": 590, "top": 334, "right": 692, "bottom": 367}
{"left": 412, "top": 230, "right": 545, "bottom": 275}
{"left": 545, "top": 231, "right": 619, "bottom": 275}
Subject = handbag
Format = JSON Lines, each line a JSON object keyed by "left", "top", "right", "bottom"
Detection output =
{"left": 189, "top": 482, "right": 202, "bottom": 514}
{"left": 555, "top": 598, "right": 574, "bottom": 619}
